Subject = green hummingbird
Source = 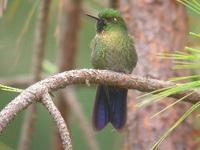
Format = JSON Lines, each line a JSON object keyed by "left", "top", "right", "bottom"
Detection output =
{"left": 87, "top": 8, "right": 137, "bottom": 131}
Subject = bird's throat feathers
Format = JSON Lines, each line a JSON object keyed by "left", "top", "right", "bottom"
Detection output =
{"left": 97, "top": 23, "right": 127, "bottom": 34}
{"left": 96, "top": 29, "right": 127, "bottom": 42}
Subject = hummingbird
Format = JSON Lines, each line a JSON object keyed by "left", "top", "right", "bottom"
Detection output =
{"left": 87, "top": 8, "right": 137, "bottom": 131}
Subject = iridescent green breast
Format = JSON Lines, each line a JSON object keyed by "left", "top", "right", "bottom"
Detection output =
{"left": 91, "top": 31, "right": 137, "bottom": 73}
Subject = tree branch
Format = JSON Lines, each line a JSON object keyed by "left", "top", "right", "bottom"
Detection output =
{"left": 41, "top": 92, "right": 72, "bottom": 150}
{"left": 0, "top": 75, "right": 32, "bottom": 87}
{"left": 61, "top": 88, "right": 100, "bottom": 150}
{"left": 0, "top": 69, "right": 199, "bottom": 135}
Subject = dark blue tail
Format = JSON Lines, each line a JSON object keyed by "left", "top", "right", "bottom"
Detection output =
{"left": 92, "top": 84, "right": 127, "bottom": 131}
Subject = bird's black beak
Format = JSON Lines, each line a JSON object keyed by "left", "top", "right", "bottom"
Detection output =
{"left": 85, "top": 14, "right": 100, "bottom": 21}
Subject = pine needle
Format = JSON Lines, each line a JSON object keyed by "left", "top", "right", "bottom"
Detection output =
{"left": 137, "top": 86, "right": 174, "bottom": 99}
{"left": 150, "top": 91, "right": 194, "bottom": 119}
{"left": 0, "top": 84, "right": 23, "bottom": 93}
{"left": 12, "top": 1, "right": 39, "bottom": 68}
{"left": 138, "top": 80, "right": 200, "bottom": 107}
{"left": 177, "top": 0, "right": 200, "bottom": 15}
{"left": 185, "top": 46, "right": 200, "bottom": 53}
{"left": 189, "top": 32, "right": 200, "bottom": 38}
{"left": 151, "top": 101, "right": 200, "bottom": 150}
{"left": 169, "top": 75, "right": 200, "bottom": 81}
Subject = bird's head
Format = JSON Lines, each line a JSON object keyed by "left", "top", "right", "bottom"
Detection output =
{"left": 86, "top": 9, "right": 127, "bottom": 33}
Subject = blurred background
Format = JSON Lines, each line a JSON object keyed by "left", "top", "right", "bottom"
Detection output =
{"left": 0, "top": 0, "right": 200, "bottom": 150}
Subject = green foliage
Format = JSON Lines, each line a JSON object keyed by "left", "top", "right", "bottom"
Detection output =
{"left": 150, "top": 92, "right": 194, "bottom": 119}
{"left": 0, "top": 84, "right": 22, "bottom": 93}
{"left": 151, "top": 101, "right": 200, "bottom": 150}
{"left": 159, "top": 46, "right": 200, "bottom": 70}
{"left": 177, "top": 0, "right": 200, "bottom": 15}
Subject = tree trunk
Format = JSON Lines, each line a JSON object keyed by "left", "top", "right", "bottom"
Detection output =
{"left": 120, "top": 0, "right": 196, "bottom": 149}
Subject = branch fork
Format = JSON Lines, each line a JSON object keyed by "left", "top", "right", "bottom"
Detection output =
{"left": 0, "top": 69, "right": 200, "bottom": 149}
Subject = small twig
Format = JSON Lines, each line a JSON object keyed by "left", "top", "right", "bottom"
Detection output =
{"left": 62, "top": 88, "right": 100, "bottom": 150}
{"left": 41, "top": 92, "right": 72, "bottom": 150}
{"left": 1, "top": 69, "right": 200, "bottom": 135}
{"left": 0, "top": 75, "right": 32, "bottom": 87}
{"left": 32, "top": 0, "right": 51, "bottom": 81}
{"left": 57, "top": 0, "right": 81, "bottom": 71}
